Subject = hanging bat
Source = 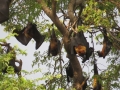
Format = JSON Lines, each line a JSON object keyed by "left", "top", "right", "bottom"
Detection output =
{"left": 1, "top": 43, "right": 22, "bottom": 76}
{"left": 13, "top": 28, "right": 32, "bottom": 46}
{"left": 2, "top": 59, "right": 23, "bottom": 76}
{"left": 71, "top": 31, "right": 88, "bottom": 56}
{"left": 97, "top": 28, "right": 112, "bottom": 58}
{"left": 24, "top": 23, "right": 45, "bottom": 50}
{"left": 71, "top": 31, "right": 93, "bottom": 63}
{"left": 48, "top": 28, "right": 61, "bottom": 56}
{"left": 66, "top": 62, "right": 73, "bottom": 83}
{"left": 0, "top": 0, "right": 13, "bottom": 23}
{"left": 93, "top": 62, "right": 101, "bottom": 90}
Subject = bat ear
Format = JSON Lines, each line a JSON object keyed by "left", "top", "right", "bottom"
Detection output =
{"left": 0, "top": 0, "right": 10, "bottom": 23}
{"left": 13, "top": 29, "right": 32, "bottom": 46}
{"left": 24, "top": 23, "right": 45, "bottom": 49}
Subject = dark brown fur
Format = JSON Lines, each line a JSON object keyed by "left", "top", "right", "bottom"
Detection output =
{"left": 66, "top": 62, "right": 73, "bottom": 83}
{"left": 13, "top": 28, "right": 32, "bottom": 46}
{"left": 0, "top": 0, "right": 13, "bottom": 23}
{"left": 71, "top": 31, "right": 93, "bottom": 63}
{"left": 97, "top": 28, "right": 112, "bottom": 58}
{"left": 24, "top": 23, "right": 45, "bottom": 49}
{"left": 48, "top": 29, "right": 61, "bottom": 56}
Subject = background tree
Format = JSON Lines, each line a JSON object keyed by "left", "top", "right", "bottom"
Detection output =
{"left": 0, "top": 0, "right": 120, "bottom": 90}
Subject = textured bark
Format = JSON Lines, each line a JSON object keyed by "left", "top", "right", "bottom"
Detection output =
{"left": 36, "top": 0, "right": 85, "bottom": 89}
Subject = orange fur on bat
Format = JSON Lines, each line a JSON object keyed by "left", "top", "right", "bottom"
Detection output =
{"left": 97, "top": 28, "right": 112, "bottom": 58}
{"left": 93, "top": 76, "right": 101, "bottom": 90}
{"left": 93, "top": 77, "right": 97, "bottom": 89}
{"left": 99, "top": 40, "right": 106, "bottom": 57}
{"left": 48, "top": 28, "right": 61, "bottom": 56}
{"left": 97, "top": 35, "right": 111, "bottom": 58}
{"left": 92, "top": 62, "right": 102, "bottom": 90}
{"left": 74, "top": 45, "right": 86, "bottom": 56}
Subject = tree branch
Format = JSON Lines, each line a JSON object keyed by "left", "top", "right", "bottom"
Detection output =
{"left": 36, "top": 0, "right": 68, "bottom": 36}
{"left": 52, "top": 0, "right": 56, "bottom": 16}
{"left": 110, "top": 0, "right": 120, "bottom": 11}
{"left": 37, "top": 0, "right": 86, "bottom": 90}
{"left": 106, "top": 29, "right": 120, "bottom": 42}
{"left": 67, "top": 0, "right": 76, "bottom": 23}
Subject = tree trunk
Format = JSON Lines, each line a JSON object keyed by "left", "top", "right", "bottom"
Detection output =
{"left": 37, "top": 0, "right": 85, "bottom": 89}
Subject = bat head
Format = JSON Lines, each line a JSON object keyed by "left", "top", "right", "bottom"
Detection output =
{"left": 97, "top": 51, "right": 103, "bottom": 57}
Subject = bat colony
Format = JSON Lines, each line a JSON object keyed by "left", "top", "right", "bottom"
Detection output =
{"left": 0, "top": 1, "right": 113, "bottom": 89}
{"left": 65, "top": 27, "right": 112, "bottom": 89}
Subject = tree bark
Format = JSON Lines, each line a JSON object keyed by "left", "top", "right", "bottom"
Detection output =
{"left": 36, "top": 0, "right": 85, "bottom": 89}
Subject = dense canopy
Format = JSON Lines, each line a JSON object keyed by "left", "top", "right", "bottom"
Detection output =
{"left": 0, "top": 0, "right": 120, "bottom": 90}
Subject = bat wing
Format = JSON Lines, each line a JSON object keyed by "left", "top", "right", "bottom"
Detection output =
{"left": 35, "top": 35, "right": 45, "bottom": 50}
{"left": 13, "top": 29, "right": 31, "bottom": 46}
{"left": 94, "top": 63, "right": 98, "bottom": 75}
{"left": 71, "top": 37, "right": 78, "bottom": 54}
{"left": 48, "top": 44, "right": 51, "bottom": 56}
{"left": 0, "top": 0, "right": 9, "bottom": 23}
{"left": 66, "top": 62, "right": 73, "bottom": 82}
{"left": 78, "top": 31, "right": 88, "bottom": 46}
{"left": 24, "top": 23, "right": 45, "bottom": 49}
{"left": 104, "top": 40, "right": 112, "bottom": 58}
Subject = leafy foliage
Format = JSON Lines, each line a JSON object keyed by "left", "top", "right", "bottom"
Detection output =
{"left": 0, "top": 0, "right": 120, "bottom": 90}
